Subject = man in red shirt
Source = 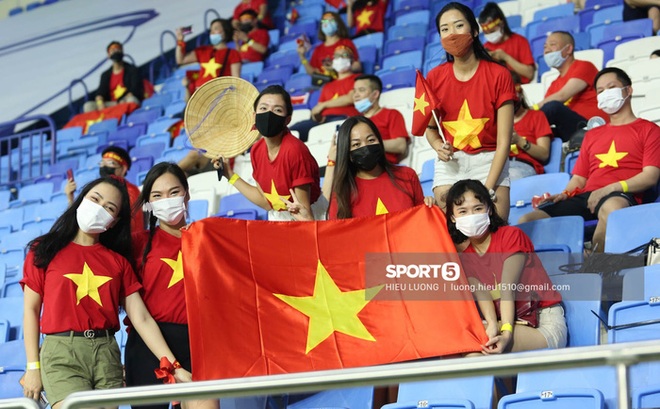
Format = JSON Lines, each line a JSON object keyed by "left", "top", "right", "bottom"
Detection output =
{"left": 233, "top": 10, "right": 270, "bottom": 63}
{"left": 352, "top": 75, "right": 409, "bottom": 163}
{"left": 519, "top": 67, "right": 660, "bottom": 252}
{"left": 232, "top": 0, "right": 273, "bottom": 29}
{"left": 535, "top": 31, "right": 608, "bottom": 142}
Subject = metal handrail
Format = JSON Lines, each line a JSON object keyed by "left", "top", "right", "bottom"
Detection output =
{"left": 203, "top": 8, "right": 220, "bottom": 31}
{"left": 0, "top": 398, "right": 41, "bottom": 409}
{"left": 67, "top": 78, "right": 89, "bottom": 118}
{"left": 54, "top": 341, "right": 660, "bottom": 409}
{"left": 153, "top": 29, "right": 178, "bottom": 82}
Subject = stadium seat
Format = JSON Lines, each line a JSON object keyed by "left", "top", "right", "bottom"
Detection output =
{"left": 136, "top": 132, "right": 171, "bottom": 148}
{"left": 256, "top": 66, "right": 294, "bottom": 87}
{"left": 0, "top": 207, "right": 23, "bottom": 233}
{"left": 142, "top": 94, "right": 172, "bottom": 111}
{"left": 543, "top": 138, "right": 562, "bottom": 174}
{"left": 517, "top": 215, "right": 584, "bottom": 254}
{"left": 604, "top": 203, "right": 660, "bottom": 253}
{"left": 388, "top": 24, "right": 428, "bottom": 40}
{"left": 87, "top": 118, "right": 118, "bottom": 135}
{"left": 187, "top": 199, "right": 208, "bottom": 222}
{"left": 419, "top": 159, "right": 434, "bottom": 183}
{"left": 218, "top": 193, "right": 268, "bottom": 220}
{"left": 588, "top": 18, "right": 653, "bottom": 49}
{"left": 621, "top": 264, "right": 660, "bottom": 302}
{"left": 125, "top": 107, "right": 162, "bottom": 126}
{"left": 163, "top": 100, "right": 187, "bottom": 118}
{"left": 146, "top": 117, "right": 180, "bottom": 136}
{"left": 9, "top": 182, "right": 54, "bottom": 207}
{"left": 578, "top": 0, "right": 620, "bottom": 31}
{"left": 107, "top": 123, "right": 148, "bottom": 149}
{"left": 285, "top": 73, "right": 313, "bottom": 95}
{"left": 551, "top": 273, "right": 602, "bottom": 346}
{"left": 612, "top": 36, "right": 660, "bottom": 62}
{"left": 382, "top": 50, "right": 423, "bottom": 71}
{"left": 288, "top": 387, "right": 373, "bottom": 409}
{"left": 0, "top": 340, "right": 26, "bottom": 399}
{"left": 608, "top": 299, "right": 660, "bottom": 344}
{"left": 508, "top": 173, "right": 570, "bottom": 224}
{"left": 267, "top": 49, "right": 301, "bottom": 70}
{"left": 590, "top": 4, "right": 623, "bottom": 28}
{"left": 0, "top": 298, "right": 24, "bottom": 340}
{"left": 526, "top": 14, "right": 580, "bottom": 41}
{"left": 307, "top": 120, "right": 343, "bottom": 145}
{"left": 384, "top": 37, "right": 425, "bottom": 59}
{"left": 533, "top": 3, "right": 574, "bottom": 23}
{"left": 359, "top": 44, "right": 379, "bottom": 74}
{"left": 157, "top": 147, "right": 191, "bottom": 164}
{"left": 388, "top": 377, "right": 494, "bottom": 409}
{"left": 395, "top": 10, "right": 431, "bottom": 27}
{"left": 631, "top": 362, "right": 660, "bottom": 409}
{"left": 379, "top": 68, "right": 416, "bottom": 91}
{"left": 56, "top": 126, "right": 83, "bottom": 143}
{"left": 353, "top": 33, "right": 385, "bottom": 57}
{"left": 130, "top": 143, "right": 167, "bottom": 163}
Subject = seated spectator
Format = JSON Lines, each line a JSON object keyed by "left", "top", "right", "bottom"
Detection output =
{"left": 297, "top": 12, "right": 361, "bottom": 77}
{"left": 346, "top": 0, "right": 388, "bottom": 38}
{"left": 232, "top": 0, "right": 273, "bottom": 29}
{"left": 479, "top": 3, "right": 535, "bottom": 84}
{"left": 290, "top": 46, "right": 360, "bottom": 142}
{"left": 352, "top": 75, "right": 409, "bottom": 163}
{"left": 64, "top": 146, "right": 145, "bottom": 232}
{"left": 84, "top": 41, "right": 143, "bottom": 113}
{"left": 233, "top": 9, "right": 270, "bottom": 63}
{"left": 623, "top": 0, "right": 659, "bottom": 34}
{"left": 447, "top": 179, "right": 567, "bottom": 353}
{"left": 651, "top": 49, "right": 660, "bottom": 58}
{"left": 175, "top": 19, "right": 241, "bottom": 98}
{"left": 535, "top": 31, "right": 607, "bottom": 142}
{"left": 509, "top": 72, "right": 553, "bottom": 181}
{"left": 519, "top": 67, "right": 660, "bottom": 252}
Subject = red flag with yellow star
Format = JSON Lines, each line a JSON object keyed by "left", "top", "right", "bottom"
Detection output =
{"left": 182, "top": 206, "right": 487, "bottom": 380}
{"left": 411, "top": 70, "right": 440, "bottom": 136}
{"left": 64, "top": 102, "right": 139, "bottom": 134}
{"left": 325, "top": 0, "right": 345, "bottom": 8}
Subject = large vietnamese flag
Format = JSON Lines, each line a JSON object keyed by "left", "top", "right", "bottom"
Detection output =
{"left": 63, "top": 102, "right": 138, "bottom": 134}
{"left": 182, "top": 205, "right": 487, "bottom": 380}
{"left": 411, "top": 70, "right": 441, "bottom": 137}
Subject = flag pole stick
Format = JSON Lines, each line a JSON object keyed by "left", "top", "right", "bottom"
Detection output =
{"left": 431, "top": 110, "right": 447, "bottom": 145}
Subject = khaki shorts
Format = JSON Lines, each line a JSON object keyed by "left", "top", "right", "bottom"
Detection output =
{"left": 433, "top": 150, "right": 510, "bottom": 189}
{"left": 536, "top": 305, "right": 568, "bottom": 349}
{"left": 40, "top": 334, "right": 123, "bottom": 405}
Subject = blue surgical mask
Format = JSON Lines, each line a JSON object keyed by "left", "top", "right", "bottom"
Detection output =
{"left": 544, "top": 45, "right": 567, "bottom": 68}
{"left": 210, "top": 33, "right": 223, "bottom": 45}
{"left": 354, "top": 97, "right": 372, "bottom": 113}
{"left": 321, "top": 20, "right": 338, "bottom": 36}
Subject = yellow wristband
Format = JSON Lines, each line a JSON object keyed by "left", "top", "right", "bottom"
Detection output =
{"left": 228, "top": 174, "right": 240, "bottom": 185}
{"left": 301, "top": 58, "right": 308, "bottom": 65}
{"left": 500, "top": 323, "right": 513, "bottom": 333}
{"left": 619, "top": 180, "right": 629, "bottom": 193}
{"left": 532, "top": 103, "right": 540, "bottom": 111}
{"left": 27, "top": 361, "right": 41, "bottom": 370}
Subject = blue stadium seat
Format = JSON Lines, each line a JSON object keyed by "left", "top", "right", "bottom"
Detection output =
{"left": 33, "top": 173, "right": 65, "bottom": 193}
{"left": 282, "top": 20, "right": 318, "bottom": 44}
{"left": 509, "top": 173, "right": 570, "bottom": 224}
{"left": 543, "top": 138, "right": 563, "bottom": 174}
{"left": 289, "top": 387, "right": 373, "bottom": 409}
{"left": 424, "top": 42, "right": 444, "bottom": 61}
{"left": 146, "top": 117, "right": 180, "bottom": 136}
{"left": 87, "top": 118, "right": 118, "bottom": 135}
{"left": 130, "top": 143, "right": 166, "bottom": 164}
{"left": 533, "top": 3, "right": 574, "bottom": 23}
{"left": 187, "top": 199, "right": 209, "bottom": 222}
{"left": 107, "top": 123, "right": 148, "bottom": 149}
{"left": 578, "top": 0, "right": 621, "bottom": 31}
{"left": 256, "top": 66, "right": 294, "bottom": 87}
{"left": 382, "top": 50, "right": 423, "bottom": 71}
{"left": 56, "top": 126, "right": 83, "bottom": 143}
{"left": 22, "top": 217, "right": 55, "bottom": 232}
{"left": 5, "top": 227, "right": 41, "bottom": 249}
{"left": 142, "top": 93, "right": 172, "bottom": 111}
{"left": 157, "top": 147, "right": 191, "bottom": 164}
{"left": 590, "top": 5, "right": 623, "bottom": 27}
{"left": 389, "top": 377, "right": 494, "bottom": 409}
{"left": 353, "top": 33, "right": 385, "bottom": 56}
{"left": 379, "top": 68, "right": 416, "bottom": 91}
{"left": 395, "top": 10, "right": 431, "bottom": 27}
{"left": 0, "top": 298, "right": 24, "bottom": 340}
{"left": 608, "top": 300, "right": 660, "bottom": 344}
{"left": 384, "top": 36, "right": 426, "bottom": 59}
{"left": 564, "top": 150, "right": 579, "bottom": 174}
{"left": 216, "top": 209, "right": 260, "bottom": 220}
{"left": 526, "top": 15, "right": 580, "bottom": 40}
{"left": 551, "top": 273, "right": 602, "bottom": 346}
{"left": 588, "top": 19, "right": 653, "bottom": 49}
{"left": 0, "top": 207, "right": 24, "bottom": 232}
{"left": 9, "top": 183, "right": 54, "bottom": 207}
{"left": 163, "top": 100, "right": 187, "bottom": 118}
{"left": 125, "top": 157, "right": 154, "bottom": 185}
{"left": 517, "top": 216, "right": 584, "bottom": 254}
{"left": 0, "top": 319, "right": 9, "bottom": 342}
{"left": 420, "top": 159, "right": 434, "bottom": 182}
{"left": 8, "top": 6, "right": 23, "bottom": 16}
{"left": 388, "top": 24, "right": 428, "bottom": 40}
{"left": 604, "top": 203, "right": 660, "bottom": 253}
{"left": 136, "top": 132, "right": 171, "bottom": 148}
{"left": 74, "top": 167, "right": 100, "bottom": 189}
{"left": 394, "top": 0, "right": 431, "bottom": 18}
{"left": 631, "top": 362, "right": 660, "bottom": 409}
{"left": 359, "top": 44, "right": 379, "bottom": 74}
{"left": 424, "top": 54, "right": 446, "bottom": 76}
{"left": 0, "top": 340, "right": 26, "bottom": 399}
{"left": 219, "top": 193, "right": 268, "bottom": 220}
{"left": 34, "top": 200, "right": 68, "bottom": 221}
{"left": 0, "top": 248, "right": 24, "bottom": 276}
{"left": 126, "top": 107, "right": 162, "bottom": 126}
{"left": 266, "top": 49, "right": 301, "bottom": 70}
{"left": 285, "top": 73, "right": 313, "bottom": 95}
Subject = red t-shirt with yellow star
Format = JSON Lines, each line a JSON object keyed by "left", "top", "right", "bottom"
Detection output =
{"left": 510, "top": 109, "right": 553, "bottom": 174}
{"left": 109, "top": 70, "right": 126, "bottom": 102}
{"left": 319, "top": 73, "right": 360, "bottom": 117}
{"left": 193, "top": 46, "right": 241, "bottom": 89}
{"left": 370, "top": 107, "right": 410, "bottom": 164}
{"left": 239, "top": 29, "right": 270, "bottom": 62}
{"left": 484, "top": 33, "right": 535, "bottom": 84}
{"left": 354, "top": 0, "right": 388, "bottom": 35}
{"left": 572, "top": 118, "right": 660, "bottom": 202}
{"left": 132, "top": 228, "right": 187, "bottom": 324}
{"left": 327, "top": 166, "right": 424, "bottom": 219}
{"left": 461, "top": 226, "right": 562, "bottom": 313}
{"left": 21, "top": 243, "right": 141, "bottom": 333}
{"left": 545, "top": 59, "right": 607, "bottom": 120}
{"left": 426, "top": 60, "right": 516, "bottom": 154}
{"left": 310, "top": 39, "right": 360, "bottom": 75}
{"left": 251, "top": 131, "right": 321, "bottom": 211}
{"left": 233, "top": 0, "right": 273, "bottom": 28}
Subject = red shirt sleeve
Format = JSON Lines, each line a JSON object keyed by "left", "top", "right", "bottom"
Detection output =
{"left": 288, "top": 140, "right": 318, "bottom": 189}
{"left": 20, "top": 250, "right": 44, "bottom": 297}
{"left": 251, "top": 29, "right": 270, "bottom": 47}
{"left": 642, "top": 120, "right": 660, "bottom": 168}
{"left": 494, "top": 65, "right": 516, "bottom": 109}
{"left": 387, "top": 109, "right": 410, "bottom": 142}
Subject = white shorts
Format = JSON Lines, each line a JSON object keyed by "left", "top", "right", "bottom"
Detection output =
{"left": 432, "top": 150, "right": 510, "bottom": 189}
{"left": 536, "top": 304, "right": 568, "bottom": 349}
{"left": 268, "top": 195, "right": 328, "bottom": 221}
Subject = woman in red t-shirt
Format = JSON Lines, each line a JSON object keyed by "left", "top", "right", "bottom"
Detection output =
{"left": 21, "top": 177, "right": 191, "bottom": 406}
{"left": 175, "top": 18, "right": 242, "bottom": 98}
{"left": 445, "top": 179, "right": 567, "bottom": 353}
{"left": 478, "top": 3, "right": 535, "bottom": 84}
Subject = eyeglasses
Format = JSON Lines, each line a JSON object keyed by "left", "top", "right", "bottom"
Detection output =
{"left": 321, "top": 19, "right": 334, "bottom": 23}
{"left": 99, "top": 160, "right": 120, "bottom": 168}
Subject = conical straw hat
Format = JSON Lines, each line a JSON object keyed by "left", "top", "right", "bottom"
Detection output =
{"left": 184, "top": 76, "right": 260, "bottom": 159}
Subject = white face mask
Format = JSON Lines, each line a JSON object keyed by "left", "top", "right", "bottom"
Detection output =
{"left": 77, "top": 198, "right": 115, "bottom": 234}
{"left": 597, "top": 87, "right": 628, "bottom": 115}
{"left": 484, "top": 28, "right": 503, "bottom": 44}
{"left": 146, "top": 196, "right": 187, "bottom": 225}
{"left": 332, "top": 57, "right": 351, "bottom": 73}
{"left": 543, "top": 45, "right": 568, "bottom": 68}
{"left": 455, "top": 212, "right": 491, "bottom": 238}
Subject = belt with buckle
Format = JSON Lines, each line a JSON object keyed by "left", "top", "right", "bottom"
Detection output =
{"left": 49, "top": 329, "right": 116, "bottom": 339}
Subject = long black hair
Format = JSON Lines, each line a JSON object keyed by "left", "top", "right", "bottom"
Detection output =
{"left": 435, "top": 2, "right": 496, "bottom": 63}
{"left": 134, "top": 162, "right": 189, "bottom": 269}
{"left": 478, "top": 2, "right": 513, "bottom": 38}
{"left": 329, "top": 116, "right": 413, "bottom": 219}
{"left": 28, "top": 176, "right": 134, "bottom": 270}
{"left": 445, "top": 179, "right": 507, "bottom": 244}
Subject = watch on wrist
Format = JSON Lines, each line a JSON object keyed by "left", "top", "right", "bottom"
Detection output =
{"left": 522, "top": 140, "right": 531, "bottom": 151}
{"left": 489, "top": 188, "right": 497, "bottom": 201}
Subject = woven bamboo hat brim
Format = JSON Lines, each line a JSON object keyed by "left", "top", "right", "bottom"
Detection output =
{"left": 184, "top": 76, "right": 260, "bottom": 159}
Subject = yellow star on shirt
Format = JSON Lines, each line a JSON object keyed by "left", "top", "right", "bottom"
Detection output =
{"left": 162, "top": 251, "right": 184, "bottom": 288}
{"left": 443, "top": 99, "right": 489, "bottom": 150}
{"left": 113, "top": 84, "right": 127, "bottom": 100}
{"left": 356, "top": 9, "right": 374, "bottom": 30}
{"left": 262, "top": 180, "right": 290, "bottom": 211}
{"left": 490, "top": 276, "right": 501, "bottom": 300}
{"left": 331, "top": 93, "right": 339, "bottom": 100}
{"left": 201, "top": 57, "right": 222, "bottom": 78}
{"left": 375, "top": 198, "right": 388, "bottom": 215}
{"left": 595, "top": 141, "right": 628, "bottom": 168}
{"left": 64, "top": 262, "right": 113, "bottom": 306}
{"left": 274, "top": 260, "right": 383, "bottom": 354}
{"left": 413, "top": 92, "right": 430, "bottom": 116}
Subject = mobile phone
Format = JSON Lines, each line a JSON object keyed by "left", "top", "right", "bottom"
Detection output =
{"left": 66, "top": 168, "right": 74, "bottom": 181}
{"left": 334, "top": 124, "right": 340, "bottom": 143}
{"left": 19, "top": 374, "right": 50, "bottom": 408}
{"left": 181, "top": 25, "right": 192, "bottom": 35}
{"left": 537, "top": 200, "right": 554, "bottom": 210}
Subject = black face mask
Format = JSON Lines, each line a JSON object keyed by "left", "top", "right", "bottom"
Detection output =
{"left": 239, "top": 22, "right": 253, "bottom": 33}
{"left": 99, "top": 166, "right": 117, "bottom": 177}
{"left": 109, "top": 51, "right": 124, "bottom": 63}
{"left": 350, "top": 144, "right": 383, "bottom": 171}
{"left": 255, "top": 111, "right": 287, "bottom": 138}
